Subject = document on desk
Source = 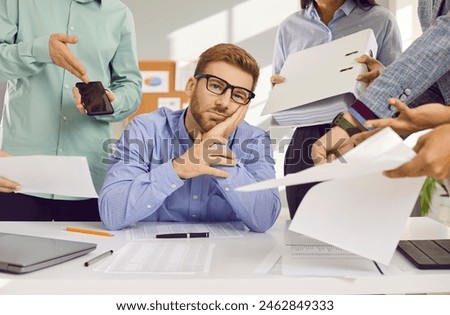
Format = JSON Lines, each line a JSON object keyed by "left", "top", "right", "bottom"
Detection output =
{"left": 126, "top": 221, "right": 246, "bottom": 240}
{"left": 237, "top": 128, "right": 426, "bottom": 265}
{"left": 97, "top": 242, "right": 215, "bottom": 274}
{"left": 0, "top": 155, "right": 98, "bottom": 198}
{"left": 283, "top": 235, "right": 383, "bottom": 277}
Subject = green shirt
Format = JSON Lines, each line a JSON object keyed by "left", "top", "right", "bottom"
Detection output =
{"left": 0, "top": 0, "right": 142, "bottom": 199}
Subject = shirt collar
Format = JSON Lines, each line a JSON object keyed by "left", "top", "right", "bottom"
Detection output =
{"left": 306, "top": 0, "right": 356, "bottom": 19}
{"left": 339, "top": 0, "right": 356, "bottom": 16}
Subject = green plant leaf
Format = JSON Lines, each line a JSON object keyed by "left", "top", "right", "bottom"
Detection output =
{"left": 420, "top": 177, "right": 437, "bottom": 216}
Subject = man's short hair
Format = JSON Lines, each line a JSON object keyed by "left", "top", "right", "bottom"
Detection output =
{"left": 194, "top": 43, "right": 260, "bottom": 91}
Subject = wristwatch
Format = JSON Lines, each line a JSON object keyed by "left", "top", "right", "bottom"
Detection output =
{"left": 332, "top": 112, "right": 362, "bottom": 136}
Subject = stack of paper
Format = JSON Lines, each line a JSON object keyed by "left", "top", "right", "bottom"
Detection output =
{"left": 272, "top": 94, "right": 355, "bottom": 127}
{"left": 264, "top": 29, "right": 377, "bottom": 128}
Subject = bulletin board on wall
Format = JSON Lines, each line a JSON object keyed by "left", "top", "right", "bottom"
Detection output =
{"left": 126, "top": 60, "right": 191, "bottom": 124}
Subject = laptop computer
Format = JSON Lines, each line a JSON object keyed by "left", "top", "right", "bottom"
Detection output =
{"left": 0, "top": 232, "right": 97, "bottom": 274}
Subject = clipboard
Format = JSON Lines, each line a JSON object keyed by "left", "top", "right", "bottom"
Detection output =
{"left": 264, "top": 29, "right": 378, "bottom": 127}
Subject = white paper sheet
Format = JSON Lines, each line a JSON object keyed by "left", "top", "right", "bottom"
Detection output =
{"left": 126, "top": 222, "right": 246, "bottom": 240}
{"left": 97, "top": 242, "right": 215, "bottom": 274}
{"left": 237, "top": 128, "right": 425, "bottom": 265}
{"left": 283, "top": 222, "right": 383, "bottom": 277}
{"left": 0, "top": 156, "right": 98, "bottom": 198}
{"left": 283, "top": 243, "right": 382, "bottom": 278}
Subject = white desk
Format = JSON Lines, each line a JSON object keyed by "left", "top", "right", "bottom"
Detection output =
{"left": 0, "top": 217, "right": 449, "bottom": 294}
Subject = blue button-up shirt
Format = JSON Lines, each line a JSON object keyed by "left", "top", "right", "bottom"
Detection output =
{"left": 273, "top": 0, "right": 402, "bottom": 74}
{"left": 0, "top": 0, "right": 142, "bottom": 198}
{"left": 99, "top": 108, "right": 281, "bottom": 232}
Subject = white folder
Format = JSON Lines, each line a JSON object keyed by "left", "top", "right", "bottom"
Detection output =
{"left": 264, "top": 29, "right": 378, "bottom": 127}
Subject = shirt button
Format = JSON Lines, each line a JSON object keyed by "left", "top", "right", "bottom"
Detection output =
{"left": 58, "top": 148, "right": 63, "bottom": 153}
{"left": 225, "top": 187, "right": 230, "bottom": 192}
{"left": 171, "top": 183, "right": 177, "bottom": 189}
{"left": 404, "top": 88, "right": 411, "bottom": 96}
{"left": 192, "top": 195, "right": 198, "bottom": 200}
{"left": 64, "top": 84, "right": 69, "bottom": 89}
{"left": 192, "top": 214, "right": 197, "bottom": 218}
{"left": 399, "top": 94, "right": 407, "bottom": 102}
{"left": 70, "top": 26, "right": 75, "bottom": 31}
{"left": 63, "top": 115, "right": 68, "bottom": 121}
{"left": 147, "top": 205, "right": 152, "bottom": 208}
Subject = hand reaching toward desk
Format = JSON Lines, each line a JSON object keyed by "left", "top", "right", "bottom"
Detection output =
{"left": 384, "top": 124, "right": 450, "bottom": 179}
{"left": 349, "top": 99, "right": 450, "bottom": 146}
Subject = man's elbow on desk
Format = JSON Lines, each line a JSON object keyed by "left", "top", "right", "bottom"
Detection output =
{"left": 243, "top": 196, "right": 282, "bottom": 233}
{"left": 98, "top": 195, "right": 133, "bottom": 231}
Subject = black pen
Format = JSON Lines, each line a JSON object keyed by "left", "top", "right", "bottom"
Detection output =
{"left": 84, "top": 250, "right": 114, "bottom": 267}
{"left": 155, "top": 232, "right": 209, "bottom": 239}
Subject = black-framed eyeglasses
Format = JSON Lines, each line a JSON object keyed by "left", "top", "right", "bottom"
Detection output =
{"left": 194, "top": 74, "right": 255, "bottom": 105}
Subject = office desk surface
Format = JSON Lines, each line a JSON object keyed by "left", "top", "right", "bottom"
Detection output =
{"left": 0, "top": 217, "right": 449, "bottom": 295}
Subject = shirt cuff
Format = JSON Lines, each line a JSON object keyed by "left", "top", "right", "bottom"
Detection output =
{"left": 32, "top": 35, "right": 52, "bottom": 63}
{"left": 349, "top": 100, "right": 379, "bottom": 128}
{"left": 149, "top": 161, "right": 185, "bottom": 195}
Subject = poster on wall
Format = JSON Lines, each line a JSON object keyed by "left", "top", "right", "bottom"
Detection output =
{"left": 141, "top": 71, "right": 170, "bottom": 93}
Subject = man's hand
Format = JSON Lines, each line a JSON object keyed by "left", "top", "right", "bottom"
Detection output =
{"left": 49, "top": 33, "right": 89, "bottom": 83}
{"left": 356, "top": 54, "right": 384, "bottom": 85}
{"left": 203, "top": 104, "right": 247, "bottom": 140}
{"left": 0, "top": 150, "right": 21, "bottom": 193}
{"left": 172, "top": 132, "right": 237, "bottom": 179}
{"left": 384, "top": 124, "right": 450, "bottom": 179}
{"left": 173, "top": 103, "right": 247, "bottom": 179}
{"left": 72, "top": 86, "right": 115, "bottom": 115}
{"left": 350, "top": 99, "right": 450, "bottom": 146}
{"left": 365, "top": 99, "right": 450, "bottom": 135}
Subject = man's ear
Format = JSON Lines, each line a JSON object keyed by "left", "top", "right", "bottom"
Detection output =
{"left": 185, "top": 77, "right": 196, "bottom": 96}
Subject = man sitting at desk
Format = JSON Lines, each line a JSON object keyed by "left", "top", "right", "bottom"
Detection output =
{"left": 99, "top": 43, "right": 281, "bottom": 232}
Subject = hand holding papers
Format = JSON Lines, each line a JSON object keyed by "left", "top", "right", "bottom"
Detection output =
{"left": 265, "top": 29, "right": 378, "bottom": 127}
{"left": 0, "top": 156, "right": 98, "bottom": 198}
{"left": 238, "top": 128, "right": 426, "bottom": 265}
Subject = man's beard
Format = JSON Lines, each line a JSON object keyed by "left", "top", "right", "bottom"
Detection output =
{"left": 189, "top": 92, "right": 226, "bottom": 133}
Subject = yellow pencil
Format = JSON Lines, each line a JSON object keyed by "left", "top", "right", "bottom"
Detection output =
{"left": 65, "top": 227, "right": 114, "bottom": 237}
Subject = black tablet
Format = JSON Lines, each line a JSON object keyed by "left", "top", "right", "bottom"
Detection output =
{"left": 397, "top": 239, "right": 450, "bottom": 270}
